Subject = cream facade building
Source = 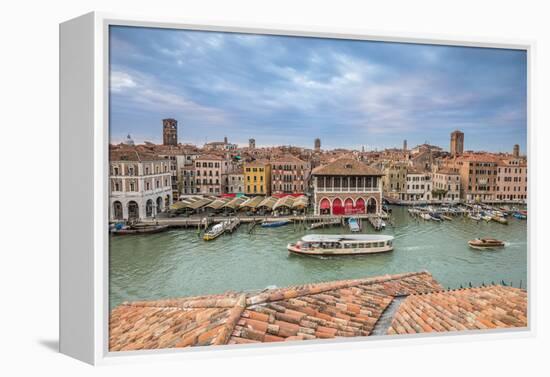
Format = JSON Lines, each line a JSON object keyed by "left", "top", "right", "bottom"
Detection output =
{"left": 110, "top": 149, "right": 173, "bottom": 221}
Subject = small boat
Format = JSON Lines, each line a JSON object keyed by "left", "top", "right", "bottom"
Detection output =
{"left": 429, "top": 214, "right": 442, "bottom": 222}
{"left": 111, "top": 223, "right": 169, "bottom": 235}
{"left": 468, "top": 238, "right": 505, "bottom": 250}
{"left": 408, "top": 208, "right": 419, "bottom": 216}
{"left": 492, "top": 215, "right": 508, "bottom": 225}
{"left": 420, "top": 213, "right": 432, "bottom": 220}
{"left": 370, "top": 217, "right": 386, "bottom": 230}
{"left": 468, "top": 213, "right": 481, "bottom": 221}
{"left": 513, "top": 212, "right": 527, "bottom": 220}
{"left": 288, "top": 234, "right": 394, "bottom": 256}
{"left": 203, "top": 222, "right": 227, "bottom": 241}
{"left": 482, "top": 214, "right": 493, "bottom": 222}
{"left": 348, "top": 217, "right": 361, "bottom": 232}
{"left": 261, "top": 220, "right": 291, "bottom": 228}
{"left": 442, "top": 215, "right": 453, "bottom": 221}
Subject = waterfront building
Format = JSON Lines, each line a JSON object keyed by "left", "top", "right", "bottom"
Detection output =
{"left": 496, "top": 158, "right": 527, "bottom": 201}
{"left": 156, "top": 147, "right": 200, "bottom": 198}
{"left": 109, "top": 148, "right": 173, "bottom": 221}
{"left": 180, "top": 164, "right": 196, "bottom": 195}
{"left": 162, "top": 118, "right": 178, "bottom": 146}
{"left": 450, "top": 130, "right": 464, "bottom": 156}
{"left": 270, "top": 154, "right": 311, "bottom": 195}
{"left": 381, "top": 162, "right": 408, "bottom": 200}
{"left": 449, "top": 154, "right": 499, "bottom": 202}
{"left": 432, "top": 169, "right": 461, "bottom": 201}
{"left": 244, "top": 160, "right": 272, "bottom": 196}
{"left": 195, "top": 154, "right": 229, "bottom": 195}
{"left": 404, "top": 168, "right": 432, "bottom": 201}
{"left": 312, "top": 157, "right": 384, "bottom": 215}
{"left": 227, "top": 166, "right": 245, "bottom": 194}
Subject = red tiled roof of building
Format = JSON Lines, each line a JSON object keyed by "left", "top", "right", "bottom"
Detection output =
{"left": 270, "top": 154, "right": 307, "bottom": 165}
{"left": 110, "top": 147, "right": 163, "bottom": 162}
{"left": 436, "top": 168, "right": 459, "bottom": 175}
{"left": 109, "top": 271, "right": 442, "bottom": 351}
{"left": 109, "top": 272, "right": 527, "bottom": 351}
{"left": 196, "top": 154, "right": 225, "bottom": 161}
{"left": 387, "top": 285, "right": 527, "bottom": 335}
{"left": 454, "top": 153, "right": 502, "bottom": 163}
{"left": 312, "top": 158, "right": 384, "bottom": 176}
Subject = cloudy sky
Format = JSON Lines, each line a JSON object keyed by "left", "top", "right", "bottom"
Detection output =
{"left": 109, "top": 26, "right": 527, "bottom": 153}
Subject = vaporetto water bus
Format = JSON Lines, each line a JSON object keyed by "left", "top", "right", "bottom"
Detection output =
{"left": 287, "top": 234, "right": 394, "bottom": 256}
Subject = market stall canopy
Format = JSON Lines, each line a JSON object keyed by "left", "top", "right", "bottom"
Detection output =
{"left": 257, "top": 196, "right": 278, "bottom": 210}
{"left": 240, "top": 196, "right": 264, "bottom": 209}
{"left": 223, "top": 196, "right": 248, "bottom": 210}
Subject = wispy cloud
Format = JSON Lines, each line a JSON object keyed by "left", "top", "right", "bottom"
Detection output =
{"left": 109, "top": 26, "right": 527, "bottom": 152}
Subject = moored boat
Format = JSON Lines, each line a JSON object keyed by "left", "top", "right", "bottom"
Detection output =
{"left": 420, "top": 213, "right": 432, "bottom": 220}
{"left": 203, "top": 222, "right": 228, "bottom": 241}
{"left": 442, "top": 215, "right": 453, "bottom": 221}
{"left": 261, "top": 220, "right": 291, "bottom": 228}
{"left": 348, "top": 217, "right": 361, "bottom": 232}
{"left": 111, "top": 223, "right": 169, "bottom": 235}
{"left": 491, "top": 215, "right": 508, "bottom": 225}
{"left": 287, "top": 234, "right": 394, "bottom": 256}
{"left": 429, "top": 214, "right": 442, "bottom": 222}
{"left": 468, "top": 237, "right": 505, "bottom": 250}
{"left": 513, "top": 212, "right": 527, "bottom": 220}
{"left": 468, "top": 213, "right": 481, "bottom": 221}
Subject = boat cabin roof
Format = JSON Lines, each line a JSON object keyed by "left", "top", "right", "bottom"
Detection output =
{"left": 301, "top": 234, "right": 393, "bottom": 243}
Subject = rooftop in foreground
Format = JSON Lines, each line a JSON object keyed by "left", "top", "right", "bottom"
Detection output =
{"left": 109, "top": 271, "right": 527, "bottom": 351}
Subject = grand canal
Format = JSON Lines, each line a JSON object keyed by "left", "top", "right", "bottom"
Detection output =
{"left": 109, "top": 206, "right": 528, "bottom": 309}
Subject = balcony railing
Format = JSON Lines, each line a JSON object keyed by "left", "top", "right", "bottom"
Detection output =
{"left": 315, "top": 187, "right": 381, "bottom": 193}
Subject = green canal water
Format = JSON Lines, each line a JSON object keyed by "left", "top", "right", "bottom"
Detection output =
{"left": 109, "top": 206, "right": 528, "bottom": 309}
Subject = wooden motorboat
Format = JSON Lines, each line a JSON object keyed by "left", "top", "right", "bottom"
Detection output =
{"left": 491, "top": 215, "right": 508, "bottom": 225}
{"left": 468, "top": 238, "right": 505, "bottom": 250}
{"left": 420, "top": 213, "right": 432, "bottom": 220}
{"left": 442, "top": 215, "right": 453, "bottom": 221}
{"left": 288, "top": 234, "right": 394, "bottom": 256}
{"left": 111, "top": 223, "right": 169, "bottom": 235}
{"left": 261, "top": 220, "right": 291, "bottom": 228}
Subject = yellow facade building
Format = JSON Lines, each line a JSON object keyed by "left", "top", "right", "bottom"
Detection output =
{"left": 244, "top": 160, "right": 271, "bottom": 196}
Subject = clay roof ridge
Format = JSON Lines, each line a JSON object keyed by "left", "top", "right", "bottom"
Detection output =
{"left": 408, "top": 284, "right": 526, "bottom": 297}
{"left": 212, "top": 294, "right": 247, "bottom": 345}
{"left": 119, "top": 294, "right": 243, "bottom": 309}
{"left": 245, "top": 271, "right": 432, "bottom": 306}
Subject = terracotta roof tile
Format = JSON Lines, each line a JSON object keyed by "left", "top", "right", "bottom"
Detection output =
{"left": 109, "top": 272, "right": 527, "bottom": 351}
{"left": 312, "top": 157, "right": 384, "bottom": 176}
{"left": 386, "top": 285, "right": 527, "bottom": 336}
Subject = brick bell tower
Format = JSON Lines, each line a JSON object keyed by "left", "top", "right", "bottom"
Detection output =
{"left": 162, "top": 118, "right": 178, "bottom": 146}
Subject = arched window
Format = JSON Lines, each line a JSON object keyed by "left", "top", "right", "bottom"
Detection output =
{"left": 332, "top": 198, "right": 344, "bottom": 215}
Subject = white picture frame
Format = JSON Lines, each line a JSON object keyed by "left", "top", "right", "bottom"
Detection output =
{"left": 59, "top": 11, "right": 535, "bottom": 365}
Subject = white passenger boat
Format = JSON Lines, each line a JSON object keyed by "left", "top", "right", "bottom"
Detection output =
{"left": 287, "top": 234, "right": 394, "bottom": 256}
